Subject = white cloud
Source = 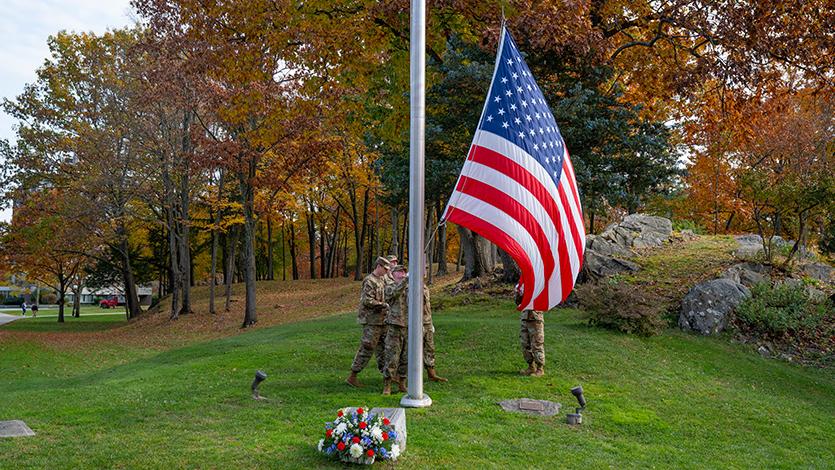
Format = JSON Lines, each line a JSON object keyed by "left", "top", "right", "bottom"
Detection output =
{"left": 0, "top": 0, "right": 134, "bottom": 221}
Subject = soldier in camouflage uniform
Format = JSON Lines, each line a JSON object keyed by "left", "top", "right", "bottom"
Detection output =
{"left": 346, "top": 257, "right": 391, "bottom": 388}
{"left": 382, "top": 265, "right": 408, "bottom": 395}
{"left": 421, "top": 284, "right": 447, "bottom": 382}
{"left": 515, "top": 282, "right": 545, "bottom": 377}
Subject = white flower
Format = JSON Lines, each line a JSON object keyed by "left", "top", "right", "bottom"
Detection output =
{"left": 390, "top": 444, "right": 401, "bottom": 460}
{"left": 334, "top": 423, "right": 347, "bottom": 436}
{"left": 349, "top": 443, "right": 363, "bottom": 458}
{"left": 370, "top": 427, "right": 383, "bottom": 442}
{"left": 317, "top": 439, "right": 324, "bottom": 452}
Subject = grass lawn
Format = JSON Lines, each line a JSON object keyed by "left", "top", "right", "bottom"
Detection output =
{"left": 1, "top": 301, "right": 833, "bottom": 469}
{"left": 0, "top": 306, "right": 128, "bottom": 333}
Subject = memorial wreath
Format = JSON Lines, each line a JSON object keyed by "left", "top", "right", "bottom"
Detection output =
{"left": 318, "top": 407, "right": 400, "bottom": 464}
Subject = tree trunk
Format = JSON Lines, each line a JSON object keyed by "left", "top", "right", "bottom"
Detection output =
{"left": 281, "top": 221, "right": 287, "bottom": 281}
{"left": 436, "top": 201, "right": 448, "bottom": 275}
{"left": 398, "top": 211, "right": 407, "bottom": 263}
{"left": 456, "top": 238, "right": 462, "bottom": 272}
{"left": 120, "top": 237, "right": 141, "bottom": 320}
{"left": 457, "top": 226, "right": 491, "bottom": 280}
{"left": 498, "top": 248, "right": 520, "bottom": 283}
{"left": 225, "top": 226, "right": 238, "bottom": 312}
{"left": 319, "top": 210, "right": 327, "bottom": 278}
{"left": 162, "top": 150, "right": 181, "bottom": 319}
{"left": 425, "top": 204, "right": 435, "bottom": 284}
{"left": 57, "top": 274, "right": 66, "bottom": 323}
{"left": 342, "top": 231, "right": 349, "bottom": 277}
{"left": 374, "top": 196, "right": 381, "bottom": 263}
{"left": 288, "top": 219, "right": 299, "bottom": 280}
{"left": 178, "top": 110, "right": 193, "bottom": 316}
{"left": 209, "top": 217, "right": 219, "bottom": 315}
{"left": 391, "top": 207, "right": 399, "bottom": 257}
{"left": 351, "top": 188, "right": 370, "bottom": 280}
{"left": 267, "top": 216, "right": 274, "bottom": 281}
{"left": 326, "top": 207, "right": 341, "bottom": 278}
{"left": 306, "top": 201, "right": 317, "bottom": 279}
{"left": 240, "top": 168, "right": 258, "bottom": 328}
{"left": 589, "top": 209, "right": 596, "bottom": 235}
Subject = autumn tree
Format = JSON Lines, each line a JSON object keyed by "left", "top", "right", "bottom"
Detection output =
{"left": 2, "top": 190, "right": 91, "bottom": 322}
{"left": 3, "top": 29, "right": 152, "bottom": 319}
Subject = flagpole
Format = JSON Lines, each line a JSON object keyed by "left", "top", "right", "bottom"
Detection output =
{"left": 401, "top": 0, "right": 431, "bottom": 408}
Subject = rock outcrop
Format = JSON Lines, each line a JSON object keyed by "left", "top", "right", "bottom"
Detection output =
{"left": 679, "top": 279, "right": 751, "bottom": 335}
{"left": 586, "top": 214, "right": 673, "bottom": 259}
{"left": 722, "top": 262, "right": 771, "bottom": 288}
{"left": 581, "top": 249, "right": 640, "bottom": 282}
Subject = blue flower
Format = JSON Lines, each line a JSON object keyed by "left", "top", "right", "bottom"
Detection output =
{"left": 389, "top": 431, "right": 397, "bottom": 440}
{"left": 379, "top": 447, "right": 388, "bottom": 458}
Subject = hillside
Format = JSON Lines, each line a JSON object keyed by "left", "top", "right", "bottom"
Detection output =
{"left": 1, "top": 235, "right": 834, "bottom": 468}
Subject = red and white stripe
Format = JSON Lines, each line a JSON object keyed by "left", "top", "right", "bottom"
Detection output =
{"left": 443, "top": 130, "right": 585, "bottom": 311}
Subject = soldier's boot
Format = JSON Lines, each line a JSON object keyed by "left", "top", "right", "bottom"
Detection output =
{"left": 530, "top": 363, "right": 545, "bottom": 377}
{"left": 397, "top": 377, "right": 407, "bottom": 393}
{"left": 382, "top": 379, "right": 392, "bottom": 396}
{"left": 346, "top": 372, "right": 364, "bottom": 388}
{"left": 427, "top": 368, "right": 448, "bottom": 382}
{"left": 520, "top": 363, "right": 535, "bottom": 376}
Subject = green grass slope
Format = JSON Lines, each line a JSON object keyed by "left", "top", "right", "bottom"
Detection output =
{"left": 2, "top": 303, "right": 833, "bottom": 469}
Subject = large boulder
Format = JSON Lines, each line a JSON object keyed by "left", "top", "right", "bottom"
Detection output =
{"left": 679, "top": 279, "right": 751, "bottom": 335}
{"left": 581, "top": 250, "right": 640, "bottom": 282}
{"left": 722, "top": 262, "right": 771, "bottom": 288}
{"left": 797, "top": 262, "right": 834, "bottom": 285}
{"left": 618, "top": 214, "right": 673, "bottom": 249}
{"left": 733, "top": 234, "right": 764, "bottom": 259}
{"left": 587, "top": 214, "right": 672, "bottom": 258}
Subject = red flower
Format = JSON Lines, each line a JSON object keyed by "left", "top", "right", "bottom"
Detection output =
{"left": 326, "top": 429, "right": 333, "bottom": 438}
{"left": 382, "top": 432, "right": 388, "bottom": 441}
{"left": 337, "top": 442, "right": 345, "bottom": 451}
{"left": 337, "top": 410, "right": 343, "bottom": 417}
{"left": 367, "top": 449, "right": 375, "bottom": 457}
{"left": 359, "top": 422, "right": 367, "bottom": 429}
{"left": 357, "top": 407, "right": 364, "bottom": 415}
{"left": 352, "top": 436, "right": 360, "bottom": 444}
{"left": 382, "top": 418, "right": 390, "bottom": 426}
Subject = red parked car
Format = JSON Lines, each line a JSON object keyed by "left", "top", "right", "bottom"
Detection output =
{"left": 99, "top": 297, "right": 119, "bottom": 309}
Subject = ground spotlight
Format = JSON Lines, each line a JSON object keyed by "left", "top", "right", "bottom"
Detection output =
{"left": 566, "top": 385, "right": 586, "bottom": 425}
{"left": 252, "top": 370, "right": 267, "bottom": 400}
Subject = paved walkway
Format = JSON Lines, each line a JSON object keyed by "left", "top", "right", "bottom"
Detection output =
{"left": 0, "top": 313, "right": 21, "bottom": 326}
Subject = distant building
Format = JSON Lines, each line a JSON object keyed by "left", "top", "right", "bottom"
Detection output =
{"left": 67, "top": 286, "right": 153, "bottom": 306}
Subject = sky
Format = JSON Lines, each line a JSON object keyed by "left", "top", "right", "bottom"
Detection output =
{"left": 0, "top": 0, "right": 135, "bottom": 222}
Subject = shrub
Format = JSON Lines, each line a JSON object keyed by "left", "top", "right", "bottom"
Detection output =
{"left": 2, "top": 295, "right": 24, "bottom": 306}
{"left": 735, "top": 283, "right": 831, "bottom": 337}
{"left": 577, "top": 282, "right": 668, "bottom": 336}
{"left": 672, "top": 219, "right": 706, "bottom": 234}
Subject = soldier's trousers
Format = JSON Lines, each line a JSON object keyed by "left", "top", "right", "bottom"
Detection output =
{"left": 520, "top": 318, "right": 545, "bottom": 366}
{"left": 423, "top": 323, "right": 436, "bottom": 369}
{"left": 383, "top": 325, "right": 408, "bottom": 379}
{"left": 351, "top": 324, "right": 387, "bottom": 374}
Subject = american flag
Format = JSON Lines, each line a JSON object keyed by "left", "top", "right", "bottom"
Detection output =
{"left": 442, "top": 25, "right": 585, "bottom": 311}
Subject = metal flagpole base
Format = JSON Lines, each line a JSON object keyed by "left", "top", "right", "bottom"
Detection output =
{"left": 400, "top": 393, "right": 432, "bottom": 408}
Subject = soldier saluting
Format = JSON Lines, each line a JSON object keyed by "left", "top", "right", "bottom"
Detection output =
{"left": 346, "top": 257, "right": 391, "bottom": 388}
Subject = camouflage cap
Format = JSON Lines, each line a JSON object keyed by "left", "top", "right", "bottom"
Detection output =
{"left": 386, "top": 255, "right": 398, "bottom": 263}
{"left": 375, "top": 256, "right": 391, "bottom": 269}
{"left": 391, "top": 264, "right": 406, "bottom": 273}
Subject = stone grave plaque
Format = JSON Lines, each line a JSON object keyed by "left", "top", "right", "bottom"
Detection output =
{"left": 498, "top": 398, "right": 561, "bottom": 417}
{"left": 0, "top": 420, "right": 35, "bottom": 438}
{"left": 518, "top": 399, "right": 545, "bottom": 412}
